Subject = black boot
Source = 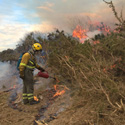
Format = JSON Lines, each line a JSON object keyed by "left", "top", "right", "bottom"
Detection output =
{"left": 23, "top": 99, "right": 29, "bottom": 105}
{"left": 29, "top": 99, "right": 40, "bottom": 105}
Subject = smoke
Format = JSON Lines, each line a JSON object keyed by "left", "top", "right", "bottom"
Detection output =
{"left": 0, "top": 61, "right": 21, "bottom": 90}
{"left": 0, "top": 0, "right": 124, "bottom": 52}
{"left": 22, "top": 0, "right": 125, "bottom": 33}
{"left": 78, "top": 30, "right": 101, "bottom": 43}
{"left": 86, "top": 30, "right": 101, "bottom": 39}
{"left": 0, "top": 62, "right": 11, "bottom": 80}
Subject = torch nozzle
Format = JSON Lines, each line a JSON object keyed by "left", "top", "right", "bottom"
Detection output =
{"left": 49, "top": 76, "right": 56, "bottom": 80}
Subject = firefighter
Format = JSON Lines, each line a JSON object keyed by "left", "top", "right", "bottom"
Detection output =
{"left": 19, "top": 43, "right": 45, "bottom": 105}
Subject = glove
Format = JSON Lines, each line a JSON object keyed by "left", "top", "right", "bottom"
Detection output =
{"left": 19, "top": 71, "right": 25, "bottom": 79}
{"left": 38, "top": 67, "right": 45, "bottom": 72}
{"left": 40, "top": 68, "right": 45, "bottom": 72}
{"left": 20, "top": 75, "right": 25, "bottom": 79}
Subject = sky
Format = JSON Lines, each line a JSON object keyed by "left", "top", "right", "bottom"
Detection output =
{"left": 0, "top": 0, "right": 124, "bottom": 52}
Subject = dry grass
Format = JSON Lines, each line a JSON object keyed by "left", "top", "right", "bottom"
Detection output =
{"left": 43, "top": 29, "right": 125, "bottom": 124}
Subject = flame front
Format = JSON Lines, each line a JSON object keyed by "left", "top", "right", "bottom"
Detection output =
{"left": 72, "top": 22, "right": 117, "bottom": 43}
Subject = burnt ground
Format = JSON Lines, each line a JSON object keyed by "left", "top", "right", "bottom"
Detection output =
{"left": 0, "top": 76, "right": 73, "bottom": 125}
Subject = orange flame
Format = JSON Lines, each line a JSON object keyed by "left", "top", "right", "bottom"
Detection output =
{"left": 72, "top": 22, "right": 119, "bottom": 43}
{"left": 72, "top": 25, "right": 88, "bottom": 43}
{"left": 73, "top": 22, "right": 120, "bottom": 42}
{"left": 53, "top": 90, "right": 65, "bottom": 97}
{"left": 72, "top": 23, "right": 112, "bottom": 43}
{"left": 54, "top": 85, "right": 57, "bottom": 90}
{"left": 53, "top": 85, "right": 65, "bottom": 97}
{"left": 93, "top": 22, "right": 111, "bottom": 34}
{"left": 34, "top": 96, "right": 39, "bottom": 101}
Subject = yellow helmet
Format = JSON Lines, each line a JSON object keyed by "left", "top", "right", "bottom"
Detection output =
{"left": 32, "top": 43, "right": 42, "bottom": 51}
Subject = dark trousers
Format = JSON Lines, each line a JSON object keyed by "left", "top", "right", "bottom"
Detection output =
{"left": 23, "top": 68, "right": 34, "bottom": 102}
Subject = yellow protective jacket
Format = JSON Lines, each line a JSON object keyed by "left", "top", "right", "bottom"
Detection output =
{"left": 19, "top": 51, "right": 41, "bottom": 77}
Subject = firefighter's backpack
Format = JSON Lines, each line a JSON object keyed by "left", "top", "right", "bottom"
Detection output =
{"left": 16, "top": 52, "right": 25, "bottom": 71}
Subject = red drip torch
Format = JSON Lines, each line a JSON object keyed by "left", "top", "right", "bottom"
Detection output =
{"left": 37, "top": 71, "right": 56, "bottom": 80}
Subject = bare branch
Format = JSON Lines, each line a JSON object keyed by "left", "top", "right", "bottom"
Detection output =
{"left": 103, "top": 0, "right": 122, "bottom": 23}
{"left": 99, "top": 82, "right": 117, "bottom": 108}
{"left": 120, "top": 6, "right": 124, "bottom": 22}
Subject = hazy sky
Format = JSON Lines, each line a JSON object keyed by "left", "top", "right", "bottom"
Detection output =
{"left": 0, "top": 0, "right": 124, "bottom": 51}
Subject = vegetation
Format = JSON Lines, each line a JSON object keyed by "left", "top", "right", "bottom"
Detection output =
{"left": 45, "top": 31, "right": 124, "bottom": 125}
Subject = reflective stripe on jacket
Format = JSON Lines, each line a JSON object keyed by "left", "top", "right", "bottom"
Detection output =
{"left": 19, "top": 52, "right": 41, "bottom": 72}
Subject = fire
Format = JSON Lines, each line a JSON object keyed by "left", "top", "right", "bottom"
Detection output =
{"left": 53, "top": 90, "right": 65, "bottom": 97}
{"left": 72, "top": 22, "right": 118, "bottom": 43}
{"left": 97, "top": 22, "right": 111, "bottom": 34}
{"left": 34, "top": 96, "right": 39, "bottom": 101}
{"left": 53, "top": 85, "right": 65, "bottom": 97}
{"left": 72, "top": 25, "right": 88, "bottom": 43}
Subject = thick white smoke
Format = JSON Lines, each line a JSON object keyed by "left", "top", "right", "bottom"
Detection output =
{"left": 86, "top": 30, "right": 101, "bottom": 39}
